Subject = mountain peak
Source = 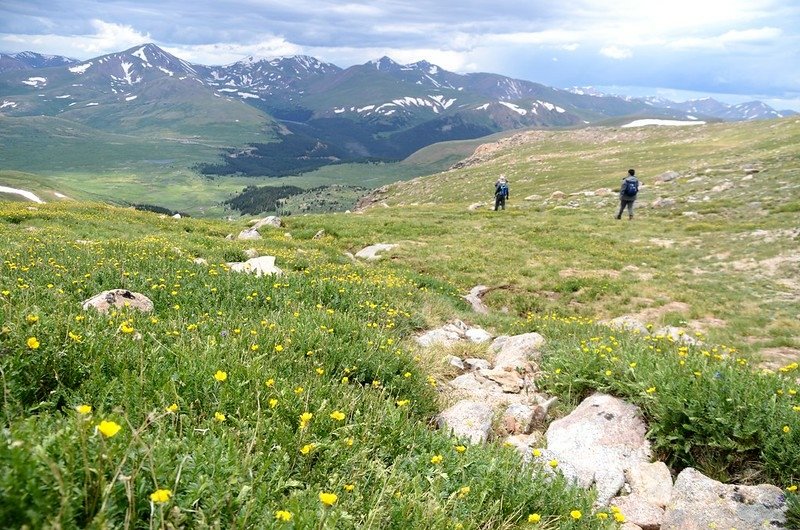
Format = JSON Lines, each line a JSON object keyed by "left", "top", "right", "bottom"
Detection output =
{"left": 370, "top": 56, "right": 400, "bottom": 71}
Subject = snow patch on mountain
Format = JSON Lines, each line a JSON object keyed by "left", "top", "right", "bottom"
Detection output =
{"left": 56, "top": 94, "right": 71, "bottom": 99}
{"left": 22, "top": 77, "right": 47, "bottom": 87}
{"left": 0, "top": 186, "right": 45, "bottom": 203}
{"left": 1, "top": 100, "right": 17, "bottom": 109}
{"left": 499, "top": 101, "right": 527, "bottom": 115}
{"left": 622, "top": 119, "right": 706, "bottom": 128}
{"left": 69, "top": 63, "right": 92, "bottom": 74}
{"left": 125, "top": 95, "right": 138, "bottom": 101}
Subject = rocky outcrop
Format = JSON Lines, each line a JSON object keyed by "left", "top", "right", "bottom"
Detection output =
{"left": 437, "top": 400, "right": 494, "bottom": 443}
{"left": 227, "top": 255, "right": 283, "bottom": 277}
{"left": 354, "top": 243, "right": 397, "bottom": 261}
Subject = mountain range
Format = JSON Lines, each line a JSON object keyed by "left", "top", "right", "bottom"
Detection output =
{"left": 0, "top": 44, "right": 796, "bottom": 177}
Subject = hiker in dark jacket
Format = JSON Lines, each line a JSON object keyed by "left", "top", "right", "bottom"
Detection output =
{"left": 616, "top": 169, "right": 640, "bottom": 220}
{"left": 494, "top": 176, "right": 509, "bottom": 211}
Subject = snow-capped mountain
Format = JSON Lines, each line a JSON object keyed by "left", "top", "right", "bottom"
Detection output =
{"left": 0, "top": 43, "right": 793, "bottom": 176}
{"left": 0, "top": 51, "right": 77, "bottom": 73}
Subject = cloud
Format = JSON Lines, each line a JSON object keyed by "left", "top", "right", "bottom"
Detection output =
{"left": 600, "top": 46, "right": 632, "bottom": 59}
{"left": 670, "top": 27, "right": 783, "bottom": 50}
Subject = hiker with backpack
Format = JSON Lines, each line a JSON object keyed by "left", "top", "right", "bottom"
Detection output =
{"left": 616, "top": 169, "right": 640, "bottom": 220}
{"left": 494, "top": 176, "right": 509, "bottom": 211}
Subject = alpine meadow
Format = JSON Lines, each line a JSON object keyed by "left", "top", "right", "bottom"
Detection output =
{"left": 1, "top": 44, "right": 800, "bottom": 530}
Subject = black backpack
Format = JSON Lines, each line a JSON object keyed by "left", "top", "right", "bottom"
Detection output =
{"left": 623, "top": 178, "right": 639, "bottom": 197}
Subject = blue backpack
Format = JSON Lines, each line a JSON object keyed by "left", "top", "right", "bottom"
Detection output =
{"left": 623, "top": 178, "right": 639, "bottom": 197}
{"left": 497, "top": 182, "right": 509, "bottom": 198}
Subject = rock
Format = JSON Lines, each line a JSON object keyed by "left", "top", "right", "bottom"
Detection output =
{"left": 661, "top": 468, "right": 787, "bottom": 529}
{"left": 531, "top": 396, "right": 558, "bottom": 424}
{"left": 465, "top": 328, "right": 492, "bottom": 343}
{"left": 524, "top": 194, "right": 542, "bottom": 201}
{"left": 236, "top": 228, "right": 262, "bottom": 240}
{"left": 172, "top": 213, "right": 182, "bottom": 219}
{"left": 283, "top": 232, "right": 292, "bottom": 239}
{"left": 619, "top": 523, "right": 643, "bottom": 530}
{"left": 595, "top": 188, "right": 613, "bottom": 196}
{"left": 603, "top": 316, "right": 649, "bottom": 334}
{"left": 193, "top": 257, "right": 208, "bottom": 266}
{"left": 464, "top": 358, "right": 492, "bottom": 371}
{"left": 82, "top": 289, "right": 154, "bottom": 314}
{"left": 655, "top": 171, "right": 680, "bottom": 183}
{"left": 478, "top": 368, "right": 524, "bottom": 393}
{"left": 490, "top": 333, "right": 546, "bottom": 371}
{"left": 449, "top": 372, "right": 505, "bottom": 400}
{"left": 313, "top": 229, "right": 326, "bottom": 239}
{"left": 447, "top": 355, "right": 466, "bottom": 371}
{"left": 243, "top": 248, "right": 259, "bottom": 259}
{"left": 228, "top": 256, "right": 283, "bottom": 277}
{"left": 355, "top": 243, "right": 397, "bottom": 261}
{"left": 529, "top": 447, "right": 581, "bottom": 485}
{"left": 741, "top": 163, "right": 761, "bottom": 174}
{"left": 653, "top": 326, "right": 701, "bottom": 345}
{"left": 626, "top": 461, "right": 673, "bottom": 508}
{"left": 415, "top": 328, "right": 462, "bottom": 348}
{"left": 467, "top": 202, "right": 484, "bottom": 211}
{"left": 549, "top": 191, "right": 566, "bottom": 200}
{"left": 610, "top": 494, "right": 664, "bottom": 530}
{"left": 463, "top": 285, "right": 491, "bottom": 314}
{"left": 545, "top": 393, "right": 651, "bottom": 506}
{"left": 437, "top": 400, "right": 494, "bottom": 444}
{"left": 502, "top": 403, "right": 535, "bottom": 434}
{"left": 651, "top": 197, "right": 677, "bottom": 208}
{"left": 711, "top": 181, "right": 734, "bottom": 193}
{"left": 251, "top": 215, "right": 282, "bottom": 230}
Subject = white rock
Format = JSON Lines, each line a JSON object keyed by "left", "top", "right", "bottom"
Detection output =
{"left": 626, "top": 461, "right": 673, "bottom": 508}
{"left": 437, "top": 400, "right": 494, "bottom": 444}
{"left": 355, "top": 243, "right": 397, "bottom": 261}
{"left": 465, "top": 328, "right": 492, "bottom": 343}
{"left": 228, "top": 256, "right": 282, "bottom": 277}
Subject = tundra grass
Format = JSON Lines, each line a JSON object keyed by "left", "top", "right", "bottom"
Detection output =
{"left": 0, "top": 202, "right": 619, "bottom": 529}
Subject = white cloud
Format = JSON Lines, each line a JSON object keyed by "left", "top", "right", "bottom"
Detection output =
{"left": 670, "top": 27, "right": 783, "bottom": 50}
{"left": 600, "top": 45, "right": 632, "bottom": 59}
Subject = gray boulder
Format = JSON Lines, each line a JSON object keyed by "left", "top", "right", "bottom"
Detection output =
{"left": 490, "top": 332, "right": 546, "bottom": 371}
{"left": 655, "top": 171, "right": 680, "bottom": 183}
{"left": 236, "top": 228, "right": 262, "bottom": 240}
{"left": 661, "top": 468, "right": 787, "bottom": 529}
{"left": 355, "top": 243, "right": 397, "bottom": 261}
{"left": 546, "top": 393, "right": 651, "bottom": 506}
{"left": 463, "top": 285, "right": 490, "bottom": 314}
{"left": 251, "top": 215, "right": 282, "bottom": 230}
{"left": 626, "top": 461, "right": 673, "bottom": 508}
{"left": 437, "top": 400, "right": 494, "bottom": 444}
{"left": 227, "top": 256, "right": 283, "bottom": 277}
{"left": 82, "top": 289, "right": 154, "bottom": 314}
{"left": 604, "top": 316, "right": 649, "bottom": 334}
{"left": 610, "top": 494, "right": 664, "bottom": 530}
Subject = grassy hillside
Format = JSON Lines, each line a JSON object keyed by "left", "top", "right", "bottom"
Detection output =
{"left": 291, "top": 118, "right": 800, "bottom": 356}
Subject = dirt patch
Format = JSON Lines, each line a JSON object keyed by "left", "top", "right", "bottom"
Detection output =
{"left": 631, "top": 301, "right": 691, "bottom": 324}
{"left": 686, "top": 317, "right": 727, "bottom": 334}
{"left": 757, "top": 347, "right": 800, "bottom": 372}
{"left": 559, "top": 268, "right": 620, "bottom": 279}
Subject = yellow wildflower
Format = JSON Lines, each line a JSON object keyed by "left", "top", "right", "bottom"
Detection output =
{"left": 457, "top": 486, "right": 470, "bottom": 497}
{"left": 341, "top": 376, "right": 349, "bottom": 384}
{"left": 300, "top": 443, "right": 316, "bottom": 455}
{"left": 613, "top": 512, "right": 626, "bottom": 522}
{"left": 97, "top": 420, "right": 122, "bottom": 438}
{"left": 430, "top": 454, "right": 443, "bottom": 465}
{"left": 274, "top": 510, "right": 293, "bottom": 522}
{"left": 783, "top": 425, "right": 791, "bottom": 433}
{"left": 75, "top": 404, "right": 92, "bottom": 415}
{"left": 548, "top": 459, "right": 558, "bottom": 468}
{"left": 528, "top": 513, "right": 541, "bottom": 523}
{"left": 274, "top": 344, "right": 284, "bottom": 352}
{"left": 343, "top": 437, "right": 354, "bottom": 446}
{"left": 330, "top": 410, "right": 345, "bottom": 421}
{"left": 214, "top": 412, "right": 226, "bottom": 422}
{"left": 396, "top": 399, "right": 410, "bottom": 407}
{"left": 214, "top": 370, "right": 227, "bottom": 382}
{"left": 300, "top": 412, "right": 313, "bottom": 429}
{"left": 166, "top": 403, "right": 178, "bottom": 413}
{"left": 344, "top": 484, "right": 355, "bottom": 492}
{"left": 319, "top": 492, "right": 337, "bottom": 506}
{"left": 149, "top": 489, "right": 172, "bottom": 503}
{"left": 596, "top": 512, "right": 608, "bottom": 520}
{"left": 294, "top": 386, "right": 304, "bottom": 395}
{"left": 532, "top": 448, "right": 542, "bottom": 457}
{"left": 26, "top": 337, "right": 40, "bottom": 350}
{"left": 787, "top": 485, "right": 798, "bottom": 492}
{"left": 269, "top": 398, "right": 278, "bottom": 408}
{"left": 454, "top": 445, "right": 466, "bottom": 453}
{"left": 26, "top": 314, "right": 39, "bottom": 324}
{"left": 265, "top": 378, "right": 275, "bottom": 387}
{"left": 119, "top": 322, "right": 134, "bottom": 334}
{"left": 646, "top": 387, "right": 656, "bottom": 394}
{"left": 570, "top": 510, "right": 582, "bottom": 519}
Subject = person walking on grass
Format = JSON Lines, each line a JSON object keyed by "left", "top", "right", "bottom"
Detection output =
{"left": 494, "top": 175, "right": 509, "bottom": 211}
{"left": 616, "top": 168, "right": 640, "bottom": 220}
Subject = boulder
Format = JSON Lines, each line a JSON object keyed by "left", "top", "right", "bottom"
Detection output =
{"left": 626, "top": 461, "right": 673, "bottom": 508}
{"left": 227, "top": 256, "right": 283, "bottom": 277}
{"left": 651, "top": 197, "right": 677, "bottom": 208}
{"left": 549, "top": 191, "right": 566, "bottom": 200}
{"left": 415, "top": 327, "right": 462, "bottom": 348}
{"left": 661, "top": 468, "right": 787, "bottom": 529}
{"left": 243, "top": 248, "right": 259, "bottom": 259}
{"left": 604, "top": 316, "right": 649, "bottom": 334}
{"left": 355, "top": 243, "right": 397, "bottom": 261}
{"left": 655, "top": 171, "right": 680, "bottom": 183}
{"left": 82, "top": 289, "right": 154, "bottom": 314}
{"left": 478, "top": 368, "right": 524, "bottom": 393}
{"left": 502, "top": 403, "right": 535, "bottom": 434}
{"left": 251, "top": 215, "right": 282, "bottom": 230}
{"left": 465, "top": 327, "right": 492, "bottom": 343}
{"left": 490, "top": 333, "right": 546, "bottom": 371}
{"left": 313, "top": 229, "right": 326, "bottom": 240}
{"left": 463, "top": 358, "right": 492, "bottom": 371}
{"left": 653, "top": 326, "right": 701, "bottom": 346}
{"left": 437, "top": 400, "right": 494, "bottom": 444}
{"left": 236, "top": 228, "right": 262, "bottom": 240}
{"left": 463, "top": 285, "right": 491, "bottom": 314}
{"left": 610, "top": 494, "right": 664, "bottom": 530}
{"left": 545, "top": 393, "right": 651, "bottom": 506}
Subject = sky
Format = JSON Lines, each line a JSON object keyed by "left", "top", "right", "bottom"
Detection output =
{"left": 1, "top": 0, "right": 799, "bottom": 110}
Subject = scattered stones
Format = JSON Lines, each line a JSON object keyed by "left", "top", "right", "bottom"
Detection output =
{"left": 653, "top": 326, "right": 701, "bottom": 345}
{"left": 478, "top": 368, "right": 524, "bottom": 393}
{"left": 415, "top": 320, "right": 492, "bottom": 348}
{"left": 651, "top": 197, "right": 677, "bottom": 208}
{"left": 355, "top": 243, "right": 397, "bottom": 261}
{"left": 227, "top": 255, "right": 283, "bottom": 277}
{"left": 661, "top": 468, "right": 787, "bottom": 529}
{"left": 437, "top": 400, "right": 494, "bottom": 444}
{"left": 82, "top": 289, "right": 154, "bottom": 314}
{"left": 193, "top": 257, "right": 208, "bottom": 266}
{"left": 524, "top": 194, "right": 543, "bottom": 201}
{"left": 545, "top": 393, "right": 651, "bottom": 505}
{"left": 711, "top": 181, "right": 734, "bottom": 193}
{"left": 502, "top": 403, "right": 535, "bottom": 434}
